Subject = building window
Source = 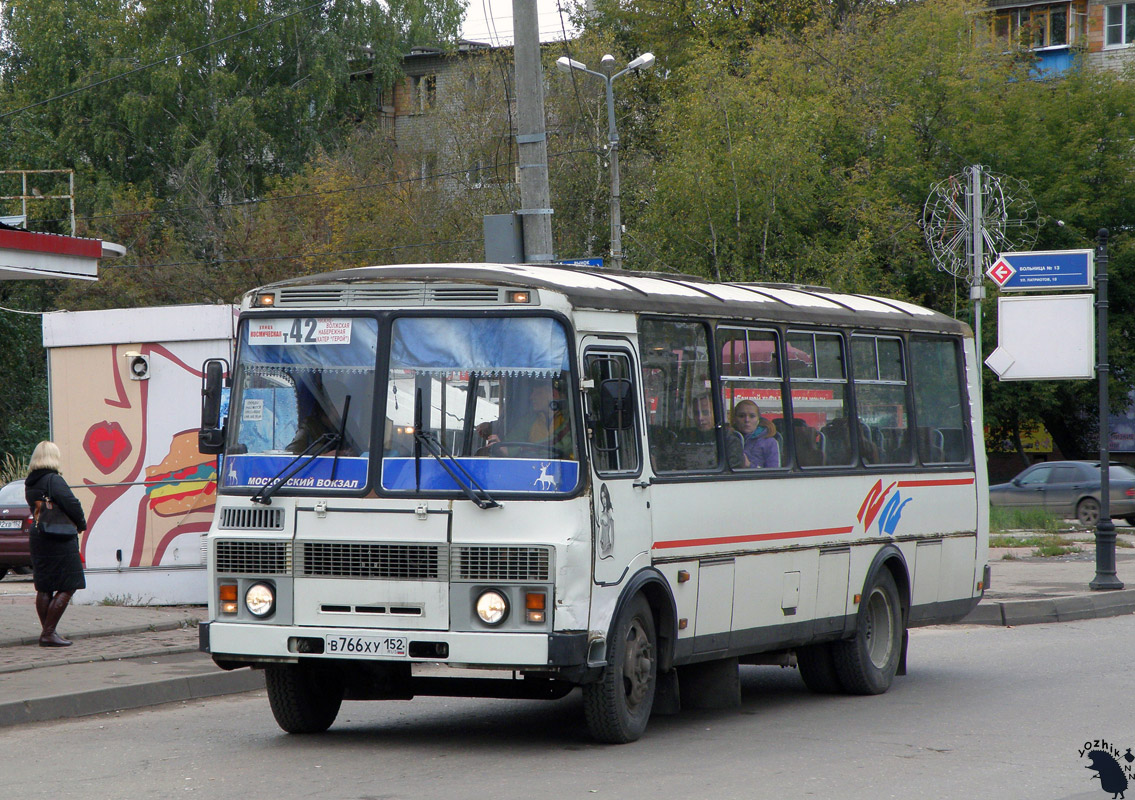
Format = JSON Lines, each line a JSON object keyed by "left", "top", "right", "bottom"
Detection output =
{"left": 1106, "top": 3, "right": 1135, "bottom": 46}
{"left": 411, "top": 74, "right": 437, "bottom": 113}
{"left": 991, "top": 3, "right": 1074, "bottom": 50}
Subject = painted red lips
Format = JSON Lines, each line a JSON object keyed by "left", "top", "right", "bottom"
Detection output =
{"left": 83, "top": 421, "right": 133, "bottom": 474}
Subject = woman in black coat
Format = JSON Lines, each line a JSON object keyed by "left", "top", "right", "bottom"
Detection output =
{"left": 25, "top": 440, "right": 87, "bottom": 647}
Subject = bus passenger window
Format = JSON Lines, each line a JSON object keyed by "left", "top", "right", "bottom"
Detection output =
{"left": 787, "top": 331, "right": 853, "bottom": 467}
{"left": 852, "top": 335, "right": 911, "bottom": 466}
{"left": 719, "top": 326, "right": 786, "bottom": 470}
{"left": 910, "top": 337, "right": 969, "bottom": 464}
{"left": 639, "top": 319, "right": 718, "bottom": 472}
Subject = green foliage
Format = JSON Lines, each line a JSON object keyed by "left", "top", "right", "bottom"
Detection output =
{"left": 989, "top": 506, "right": 1066, "bottom": 533}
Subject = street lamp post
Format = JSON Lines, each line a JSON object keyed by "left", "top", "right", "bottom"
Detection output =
{"left": 556, "top": 52, "right": 655, "bottom": 270}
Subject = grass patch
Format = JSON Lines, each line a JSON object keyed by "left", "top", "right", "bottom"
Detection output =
{"left": 989, "top": 506, "right": 1066, "bottom": 533}
{"left": 990, "top": 533, "right": 1081, "bottom": 557}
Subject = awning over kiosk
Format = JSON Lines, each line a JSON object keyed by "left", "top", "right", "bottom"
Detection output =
{"left": 0, "top": 227, "right": 124, "bottom": 280}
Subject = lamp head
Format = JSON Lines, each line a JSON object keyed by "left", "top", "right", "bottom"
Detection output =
{"left": 627, "top": 52, "right": 655, "bottom": 71}
{"left": 600, "top": 54, "right": 616, "bottom": 73}
{"left": 556, "top": 56, "right": 586, "bottom": 73}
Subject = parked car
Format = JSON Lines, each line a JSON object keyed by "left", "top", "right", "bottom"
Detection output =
{"left": 0, "top": 479, "right": 32, "bottom": 580}
{"left": 989, "top": 461, "right": 1135, "bottom": 526}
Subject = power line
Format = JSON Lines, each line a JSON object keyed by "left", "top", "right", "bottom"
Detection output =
{"left": 0, "top": 1, "right": 325, "bottom": 121}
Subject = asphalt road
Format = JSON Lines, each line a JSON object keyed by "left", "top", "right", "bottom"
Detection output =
{"left": 0, "top": 615, "right": 1130, "bottom": 800}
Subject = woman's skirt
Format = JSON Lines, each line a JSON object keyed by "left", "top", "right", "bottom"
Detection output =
{"left": 30, "top": 530, "right": 85, "bottom": 593}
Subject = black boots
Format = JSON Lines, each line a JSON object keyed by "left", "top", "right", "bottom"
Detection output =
{"left": 39, "top": 590, "right": 73, "bottom": 647}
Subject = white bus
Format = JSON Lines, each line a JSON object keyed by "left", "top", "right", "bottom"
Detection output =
{"left": 198, "top": 263, "right": 988, "bottom": 743}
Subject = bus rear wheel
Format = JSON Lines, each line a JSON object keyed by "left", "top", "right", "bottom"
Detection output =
{"left": 583, "top": 595, "right": 657, "bottom": 744}
{"left": 265, "top": 663, "right": 344, "bottom": 734}
{"left": 832, "top": 569, "right": 903, "bottom": 695}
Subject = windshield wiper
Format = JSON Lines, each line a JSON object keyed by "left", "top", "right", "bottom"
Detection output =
{"left": 413, "top": 388, "right": 500, "bottom": 509}
{"left": 250, "top": 431, "right": 339, "bottom": 505}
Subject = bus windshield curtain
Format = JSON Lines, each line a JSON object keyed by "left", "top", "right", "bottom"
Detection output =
{"left": 390, "top": 317, "right": 569, "bottom": 374}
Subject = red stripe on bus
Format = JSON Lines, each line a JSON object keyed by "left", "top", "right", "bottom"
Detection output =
{"left": 896, "top": 478, "right": 976, "bottom": 488}
{"left": 653, "top": 526, "right": 854, "bottom": 550}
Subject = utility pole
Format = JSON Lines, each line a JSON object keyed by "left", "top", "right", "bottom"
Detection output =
{"left": 511, "top": 0, "right": 554, "bottom": 263}
{"left": 1092, "top": 228, "right": 1123, "bottom": 590}
{"left": 968, "top": 165, "right": 986, "bottom": 406}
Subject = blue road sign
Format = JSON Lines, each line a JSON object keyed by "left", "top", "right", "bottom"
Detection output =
{"left": 557, "top": 258, "right": 604, "bottom": 267}
{"left": 987, "top": 249, "right": 1094, "bottom": 291}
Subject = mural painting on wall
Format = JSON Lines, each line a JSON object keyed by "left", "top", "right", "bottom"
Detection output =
{"left": 71, "top": 343, "right": 217, "bottom": 568}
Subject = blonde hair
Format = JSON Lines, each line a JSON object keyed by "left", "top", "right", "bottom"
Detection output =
{"left": 28, "top": 441, "right": 61, "bottom": 472}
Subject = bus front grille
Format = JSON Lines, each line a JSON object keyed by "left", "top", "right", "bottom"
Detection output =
{"left": 298, "top": 542, "right": 447, "bottom": 580}
{"left": 215, "top": 540, "right": 291, "bottom": 575}
{"left": 219, "top": 506, "right": 285, "bottom": 531}
{"left": 452, "top": 546, "right": 552, "bottom": 582}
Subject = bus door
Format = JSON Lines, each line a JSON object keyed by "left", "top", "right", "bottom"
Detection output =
{"left": 582, "top": 343, "right": 651, "bottom": 586}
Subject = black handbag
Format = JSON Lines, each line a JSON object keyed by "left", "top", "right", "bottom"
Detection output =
{"left": 34, "top": 493, "right": 78, "bottom": 539}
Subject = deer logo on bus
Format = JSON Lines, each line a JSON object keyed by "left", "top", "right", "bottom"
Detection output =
{"left": 858, "top": 479, "right": 912, "bottom": 536}
{"left": 534, "top": 463, "right": 558, "bottom": 491}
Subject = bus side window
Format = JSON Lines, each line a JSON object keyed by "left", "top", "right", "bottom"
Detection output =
{"left": 788, "top": 331, "right": 853, "bottom": 467}
{"left": 852, "top": 335, "right": 911, "bottom": 466}
{"left": 910, "top": 337, "right": 970, "bottom": 464}
{"left": 638, "top": 319, "right": 718, "bottom": 473}
{"left": 719, "top": 326, "right": 787, "bottom": 471}
{"left": 584, "top": 351, "right": 641, "bottom": 475}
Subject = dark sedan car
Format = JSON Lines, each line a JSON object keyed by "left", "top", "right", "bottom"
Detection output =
{"left": 0, "top": 479, "right": 32, "bottom": 580}
{"left": 989, "top": 461, "right": 1135, "bottom": 526}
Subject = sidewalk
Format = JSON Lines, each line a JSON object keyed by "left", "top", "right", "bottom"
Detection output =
{"left": 1, "top": 546, "right": 1133, "bottom": 729}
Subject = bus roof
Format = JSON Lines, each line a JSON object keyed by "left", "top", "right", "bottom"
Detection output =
{"left": 257, "top": 263, "right": 971, "bottom": 336}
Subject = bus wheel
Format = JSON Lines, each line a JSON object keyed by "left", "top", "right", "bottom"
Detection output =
{"left": 265, "top": 663, "right": 344, "bottom": 734}
{"left": 832, "top": 569, "right": 903, "bottom": 695}
{"left": 796, "top": 643, "right": 843, "bottom": 694}
{"left": 583, "top": 595, "right": 657, "bottom": 743}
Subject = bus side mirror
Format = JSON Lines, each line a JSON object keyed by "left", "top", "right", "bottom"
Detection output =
{"left": 599, "top": 378, "right": 634, "bottom": 430}
{"left": 199, "top": 358, "right": 229, "bottom": 455}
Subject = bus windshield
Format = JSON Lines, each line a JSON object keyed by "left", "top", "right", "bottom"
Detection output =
{"left": 223, "top": 317, "right": 378, "bottom": 492}
{"left": 381, "top": 316, "right": 580, "bottom": 495}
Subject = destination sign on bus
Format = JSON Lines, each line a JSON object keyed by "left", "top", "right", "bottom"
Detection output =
{"left": 248, "top": 317, "right": 353, "bottom": 345}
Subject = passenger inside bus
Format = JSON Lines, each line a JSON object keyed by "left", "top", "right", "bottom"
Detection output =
{"left": 476, "top": 379, "right": 574, "bottom": 459}
{"left": 727, "top": 399, "right": 780, "bottom": 469}
{"left": 793, "top": 419, "right": 823, "bottom": 467}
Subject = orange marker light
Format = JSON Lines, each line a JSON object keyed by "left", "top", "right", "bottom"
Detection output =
{"left": 526, "top": 592, "right": 546, "bottom": 623}
{"left": 220, "top": 584, "right": 238, "bottom": 614}
{"left": 508, "top": 291, "right": 531, "bottom": 304}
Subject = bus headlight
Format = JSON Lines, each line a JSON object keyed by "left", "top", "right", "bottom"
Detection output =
{"left": 475, "top": 590, "right": 509, "bottom": 625}
{"left": 245, "top": 582, "right": 276, "bottom": 617}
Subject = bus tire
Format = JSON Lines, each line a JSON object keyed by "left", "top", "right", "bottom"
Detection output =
{"left": 832, "top": 569, "right": 903, "bottom": 695}
{"left": 265, "top": 663, "right": 344, "bottom": 734}
{"left": 583, "top": 594, "right": 657, "bottom": 743}
{"left": 796, "top": 643, "right": 843, "bottom": 694}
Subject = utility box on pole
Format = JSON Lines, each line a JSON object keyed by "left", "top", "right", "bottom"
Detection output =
{"left": 484, "top": 213, "right": 525, "bottom": 263}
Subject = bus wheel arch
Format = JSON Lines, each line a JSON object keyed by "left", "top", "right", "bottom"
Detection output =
{"left": 607, "top": 568, "right": 677, "bottom": 673}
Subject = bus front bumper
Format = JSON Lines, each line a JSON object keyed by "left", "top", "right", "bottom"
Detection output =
{"left": 199, "top": 621, "right": 589, "bottom": 669}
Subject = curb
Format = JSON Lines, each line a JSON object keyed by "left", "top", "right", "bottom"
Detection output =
{"left": 0, "top": 618, "right": 201, "bottom": 649}
{"left": 962, "top": 588, "right": 1135, "bottom": 626}
{"left": 0, "top": 665, "right": 264, "bottom": 728}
